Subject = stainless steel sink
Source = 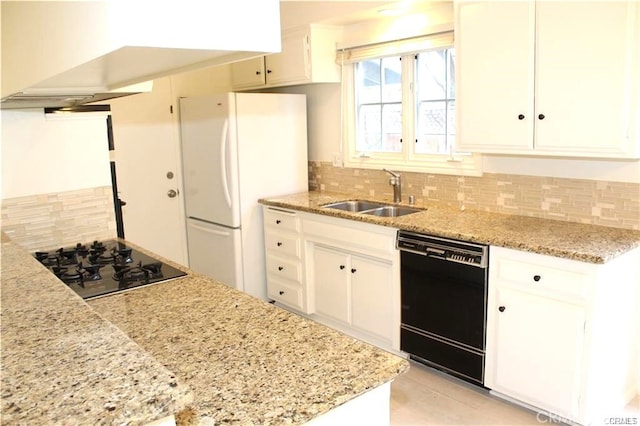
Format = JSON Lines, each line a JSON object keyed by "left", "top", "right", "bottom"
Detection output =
{"left": 361, "top": 205, "right": 423, "bottom": 217}
{"left": 321, "top": 200, "right": 423, "bottom": 217}
{"left": 321, "top": 200, "right": 388, "bottom": 212}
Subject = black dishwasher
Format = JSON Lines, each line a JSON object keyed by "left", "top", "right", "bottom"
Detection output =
{"left": 397, "top": 231, "right": 489, "bottom": 386}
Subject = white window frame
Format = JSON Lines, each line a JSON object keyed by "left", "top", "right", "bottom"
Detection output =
{"left": 339, "top": 32, "right": 482, "bottom": 176}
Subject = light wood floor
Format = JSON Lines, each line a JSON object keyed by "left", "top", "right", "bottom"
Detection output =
{"left": 390, "top": 361, "right": 640, "bottom": 426}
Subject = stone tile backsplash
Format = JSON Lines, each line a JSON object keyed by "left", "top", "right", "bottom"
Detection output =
{"left": 1, "top": 187, "right": 117, "bottom": 251}
{"left": 309, "top": 161, "right": 640, "bottom": 230}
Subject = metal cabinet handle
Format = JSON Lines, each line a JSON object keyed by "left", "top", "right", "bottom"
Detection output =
{"left": 518, "top": 114, "right": 525, "bottom": 120}
{"left": 167, "top": 189, "right": 177, "bottom": 198}
{"left": 279, "top": 290, "right": 285, "bottom": 295}
{"left": 277, "top": 242, "right": 282, "bottom": 247}
{"left": 278, "top": 266, "right": 284, "bottom": 271}
{"left": 351, "top": 268, "right": 357, "bottom": 273}
{"left": 339, "top": 265, "right": 345, "bottom": 270}
{"left": 276, "top": 220, "right": 281, "bottom": 224}
{"left": 498, "top": 306, "right": 506, "bottom": 312}
{"left": 533, "top": 275, "right": 541, "bottom": 282}
{"left": 538, "top": 114, "right": 545, "bottom": 120}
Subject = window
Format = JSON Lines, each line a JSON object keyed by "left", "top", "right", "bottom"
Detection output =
{"left": 340, "top": 33, "right": 481, "bottom": 176}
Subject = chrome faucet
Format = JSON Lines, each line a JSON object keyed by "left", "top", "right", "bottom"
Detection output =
{"left": 383, "top": 168, "right": 402, "bottom": 203}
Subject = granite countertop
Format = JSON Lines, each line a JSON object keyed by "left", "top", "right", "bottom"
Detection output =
{"left": 0, "top": 238, "right": 193, "bottom": 425}
{"left": 1, "top": 234, "right": 408, "bottom": 425}
{"left": 258, "top": 190, "right": 640, "bottom": 264}
{"left": 88, "top": 275, "right": 409, "bottom": 425}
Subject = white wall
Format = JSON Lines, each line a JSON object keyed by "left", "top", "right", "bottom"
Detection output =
{"left": 1, "top": 109, "right": 111, "bottom": 199}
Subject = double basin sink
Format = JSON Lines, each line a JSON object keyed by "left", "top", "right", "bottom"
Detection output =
{"left": 321, "top": 200, "right": 423, "bottom": 217}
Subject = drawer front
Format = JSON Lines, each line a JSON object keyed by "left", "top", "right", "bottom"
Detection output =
{"left": 266, "top": 254, "right": 302, "bottom": 283}
{"left": 267, "top": 279, "right": 303, "bottom": 310}
{"left": 264, "top": 231, "right": 300, "bottom": 258}
{"left": 264, "top": 208, "right": 299, "bottom": 232}
{"left": 491, "top": 250, "right": 590, "bottom": 299}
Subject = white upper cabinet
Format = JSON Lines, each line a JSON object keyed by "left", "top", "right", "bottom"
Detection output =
{"left": 231, "top": 25, "right": 343, "bottom": 90}
{"left": 1, "top": 1, "right": 281, "bottom": 105}
{"left": 455, "top": 0, "right": 640, "bottom": 158}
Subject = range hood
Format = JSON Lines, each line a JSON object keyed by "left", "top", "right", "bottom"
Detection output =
{"left": 1, "top": 0, "right": 281, "bottom": 110}
{"left": 1, "top": 81, "right": 154, "bottom": 109}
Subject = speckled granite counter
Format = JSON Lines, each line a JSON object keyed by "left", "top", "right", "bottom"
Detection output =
{"left": 88, "top": 275, "right": 408, "bottom": 425}
{"left": 0, "top": 238, "right": 193, "bottom": 425}
{"left": 259, "top": 191, "right": 640, "bottom": 264}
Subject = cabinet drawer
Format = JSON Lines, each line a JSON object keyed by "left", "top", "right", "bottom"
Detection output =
{"left": 491, "top": 251, "right": 589, "bottom": 299}
{"left": 268, "top": 279, "right": 303, "bottom": 310}
{"left": 264, "top": 207, "right": 299, "bottom": 232}
{"left": 264, "top": 232, "right": 300, "bottom": 258}
{"left": 266, "top": 254, "right": 302, "bottom": 283}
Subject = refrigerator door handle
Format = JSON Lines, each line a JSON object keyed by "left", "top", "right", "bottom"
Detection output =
{"left": 220, "top": 118, "right": 232, "bottom": 209}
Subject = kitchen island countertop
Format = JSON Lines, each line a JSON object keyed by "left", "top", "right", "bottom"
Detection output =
{"left": 258, "top": 190, "right": 640, "bottom": 264}
{"left": 88, "top": 273, "right": 408, "bottom": 425}
{"left": 1, "top": 234, "right": 408, "bottom": 425}
{"left": 0, "top": 237, "right": 194, "bottom": 425}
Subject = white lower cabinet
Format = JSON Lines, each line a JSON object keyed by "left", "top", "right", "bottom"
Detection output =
{"left": 303, "top": 213, "right": 399, "bottom": 351}
{"left": 313, "top": 245, "right": 350, "bottom": 324}
{"left": 262, "top": 208, "right": 400, "bottom": 352}
{"left": 263, "top": 207, "right": 311, "bottom": 313}
{"left": 486, "top": 246, "right": 640, "bottom": 425}
{"left": 489, "top": 285, "right": 586, "bottom": 419}
{"left": 262, "top": 210, "right": 401, "bottom": 352}
{"left": 313, "top": 244, "right": 394, "bottom": 344}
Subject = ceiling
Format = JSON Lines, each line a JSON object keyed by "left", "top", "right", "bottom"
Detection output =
{"left": 279, "top": 1, "right": 448, "bottom": 30}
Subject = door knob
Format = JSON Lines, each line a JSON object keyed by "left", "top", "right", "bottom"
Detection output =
{"left": 167, "top": 189, "right": 177, "bottom": 198}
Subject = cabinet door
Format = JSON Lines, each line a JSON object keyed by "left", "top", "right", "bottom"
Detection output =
{"left": 313, "top": 245, "right": 349, "bottom": 324}
{"left": 486, "top": 286, "right": 585, "bottom": 420}
{"left": 534, "top": 1, "right": 639, "bottom": 157}
{"left": 266, "top": 30, "right": 310, "bottom": 86}
{"left": 350, "top": 255, "right": 393, "bottom": 342}
{"left": 230, "top": 57, "right": 266, "bottom": 89}
{"left": 455, "top": 0, "right": 535, "bottom": 152}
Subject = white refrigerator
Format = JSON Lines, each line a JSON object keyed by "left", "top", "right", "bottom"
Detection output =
{"left": 179, "top": 93, "right": 308, "bottom": 300}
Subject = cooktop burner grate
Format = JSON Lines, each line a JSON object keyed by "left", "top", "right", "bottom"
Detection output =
{"left": 33, "top": 240, "right": 186, "bottom": 299}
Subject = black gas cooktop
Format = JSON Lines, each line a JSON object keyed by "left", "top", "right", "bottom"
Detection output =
{"left": 33, "top": 239, "right": 187, "bottom": 300}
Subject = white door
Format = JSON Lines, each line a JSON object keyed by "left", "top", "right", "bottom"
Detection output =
{"left": 313, "top": 245, "right": 350, "bottom": 324}
{"left": 179, "top": 94, "right": 240, "bottom": 228}
{"left": 109, "top": 77, "right": 188, "bottom": 266}
{"left": 533, "top": 1, "right": 635, "bottom": 155}
{"left": 487, "top": 286, "right": 585, "bottom": 419}
{"left": 455, "top": 0, "right": 535, "bottom": 152}
{"left": 350, "top": 255, "right": 393, "bottom": 343}
{"left": 186, "top": 219, "right": 243, "bottom": 288}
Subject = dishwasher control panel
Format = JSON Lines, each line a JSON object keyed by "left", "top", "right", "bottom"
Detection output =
{"left": 396, "top": 231, "right": 488, "bottom": 268}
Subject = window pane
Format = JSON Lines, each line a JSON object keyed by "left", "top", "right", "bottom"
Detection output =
{"left": 415, "top": 48, "right": 455, "bottom": 154}
{"left": 416, "top": 101, "right": 447, "bottom": 154}
{"left": 381, "top": 57, "right": 402, "bottom": 103}
{"left": 357, "top": 104, "right": 381, "bottom": 152}
{"left": 382, "top": 103, "right": 402, "bottom": 152}
{"left": 354, "top": 56, "right": 402, "bottom": 153}
{"left": 357, "top": 60, "right": 382, "bottom": 104}
{"left": 417, "top": 50, "right": 447, "bottom": 100}
{"left": 447, "top": 100, "right": 456, "bottom": 144}
{"left": 447, "top": 49, "right": 456, "bottom": 99}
